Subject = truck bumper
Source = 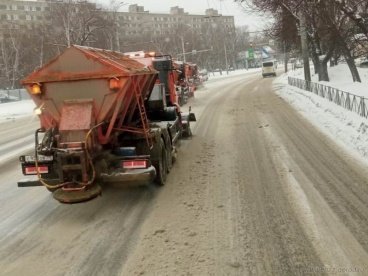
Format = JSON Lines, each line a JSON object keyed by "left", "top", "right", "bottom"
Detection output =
{"left": 18, "top": 178, "right": 43, "bottom": 187}
{"left": 100, "top": 166, "right": 156, "bottom": 185}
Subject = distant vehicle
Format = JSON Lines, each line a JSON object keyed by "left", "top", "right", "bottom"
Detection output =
{"left": 0, "top": 92, "right": 18, "bottom": 103}
{"left": 360, "top": 60, "right": 368, "bottom": 68}
{"left": 199, "top": 69, "right": 208, "bottom": 81}
{"left": 262, "top": 60, "right": 277, "bottom": 77}
{"left": 295, "top": 60, "right": 303, "bottom": 68}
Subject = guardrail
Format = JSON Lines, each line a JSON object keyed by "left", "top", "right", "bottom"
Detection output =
{"left": 288, "top": 77, "right": 368, "bottom": 118}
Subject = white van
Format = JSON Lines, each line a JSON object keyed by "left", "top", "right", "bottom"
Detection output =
{"left": 262, "top": 60, "right": 277, "bottom": 77}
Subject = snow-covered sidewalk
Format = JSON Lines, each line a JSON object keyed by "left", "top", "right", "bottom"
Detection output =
{"left": 0, "top": 100, "right": 35, "bottom": 123}
{"left": 274, "top": 67, "right": 368, "bottom": 165}
{"left": 288, "top": 64, "right": 368, "bottom": 97}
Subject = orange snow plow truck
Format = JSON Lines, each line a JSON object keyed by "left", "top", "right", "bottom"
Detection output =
{"left": 18, "top": 46, "right": 196, "bottom": 203}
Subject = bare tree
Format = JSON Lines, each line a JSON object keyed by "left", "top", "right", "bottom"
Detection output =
{"left": 46, "top": 0, "right": 112, "bottom": 47}
{"left": 237, "top": 0, "right": 366, "bottom": 82}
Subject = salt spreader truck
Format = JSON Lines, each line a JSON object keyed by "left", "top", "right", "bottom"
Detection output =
{"left": 18, "top": 46, "right": 196, "bottom": 203}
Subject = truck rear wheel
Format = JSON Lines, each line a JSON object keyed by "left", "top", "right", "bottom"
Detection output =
{"left": 154, "top": 139, "right": 167, "bottom": 186}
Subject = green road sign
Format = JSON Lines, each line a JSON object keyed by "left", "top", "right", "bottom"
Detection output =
{"left": 248, "top": 48, "right": 254, "bottom": 60}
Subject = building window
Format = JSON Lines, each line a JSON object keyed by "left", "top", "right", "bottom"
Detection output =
{"left": 17, "top": 5, "right": 24, "bottom": 10}
{"left": 12, "top": 5, "right": 17, "bottom": 10}
{"left": 0, "top": 5, "right": 6, "bottom": 10}
{"left": 36, "top": 7, "right": 41, "bottom": 11}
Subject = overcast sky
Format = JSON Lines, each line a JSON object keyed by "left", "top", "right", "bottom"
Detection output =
{"left": 94, "top": 0, "right": 267, "bottom": 29}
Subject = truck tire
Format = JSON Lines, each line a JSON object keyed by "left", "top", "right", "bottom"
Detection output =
{"left": 154, "top": 138, "right": 167, "bottom": 186}
{"left": 163, "top": 107, "right": 177, "bottom": 121}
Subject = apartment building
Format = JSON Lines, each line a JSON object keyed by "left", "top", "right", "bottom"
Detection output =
{"left": 118, "top": 4, "right": 235, "bottom": 37}
{"left": 0, "top": 0, "right": 235, "bottom": 40}
{"left": 0, "top": 0, "right": 49, "bottom": 31}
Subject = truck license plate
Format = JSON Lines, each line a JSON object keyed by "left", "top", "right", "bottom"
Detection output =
{"left": 23, "top": 155, "right": 53, "bottom": 163}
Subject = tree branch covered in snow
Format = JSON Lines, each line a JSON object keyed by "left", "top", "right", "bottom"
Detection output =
{"left": 334, "top": 0, "right": 368, "bottom": 38}
{"left": 236, "top": 0, "right": 367, "bottom": 82}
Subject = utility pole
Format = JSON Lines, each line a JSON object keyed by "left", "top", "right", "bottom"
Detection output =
{"left": 284, "top": 41, "right": 288, "bottom": 73}
{"left": 300, "top": 12, "right": 311, "bottom": 82}
{"left": 224, "top": 41, "right": 228, "bottom": 74}
{"left": 115, "top": 23, "right": 120, "bottom": 51}
{"left": 181, "top": 36, "right": 186, "bottom": 63}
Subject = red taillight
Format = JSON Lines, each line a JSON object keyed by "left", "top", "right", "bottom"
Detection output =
{"left": 122, "top": 160, "right": 148, "bottom": 169}
{"left": 25, "top": 166, "right": 48, "bottom": 175}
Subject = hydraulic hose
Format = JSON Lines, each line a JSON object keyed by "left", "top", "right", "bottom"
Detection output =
{"left": 34, "top": 128, "right": 67, "bottom": 189}
{"left": 34, "top": 122, "right": 106, "bottom": 190}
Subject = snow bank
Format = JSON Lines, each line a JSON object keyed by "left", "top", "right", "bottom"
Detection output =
{"left": 274, "top": 74, "right": 368, "bottom": 164}
{"left": 289, "top": 64, "right": 368, "bottom": 96}
{"left": 0, "top": 100, "right": 35, "bottom": 123}
{"left": 208, "top": 68, "right": 261, "bottom": 80}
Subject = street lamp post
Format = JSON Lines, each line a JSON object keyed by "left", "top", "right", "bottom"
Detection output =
{"left": 224, "top": 41, "right": 228, "bottom": 74}
{"left": 178, "top": 24, "right": 196, "bottom": 63}
{"left": 111, "top": 1, "right": 128, "bottom": 52}
{"left": 181, "top": 36, "right": 186, "bottom": 63}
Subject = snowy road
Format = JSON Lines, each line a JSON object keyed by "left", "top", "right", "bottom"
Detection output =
{"left": 1, "top": 71, "right": 368, "bottom": 275}
{"left": 0, "top": 117, "right": 38, "bottom": 166}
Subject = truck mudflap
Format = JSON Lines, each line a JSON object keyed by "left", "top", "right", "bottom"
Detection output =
{"left": 181, "top": 108, "right": 196, "bottom": 137}
{"left": 100, "top": 166, "right": 156, "bottom": 185}
{"left": 181, "top": 106, "right": 196, "bottom": 122}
